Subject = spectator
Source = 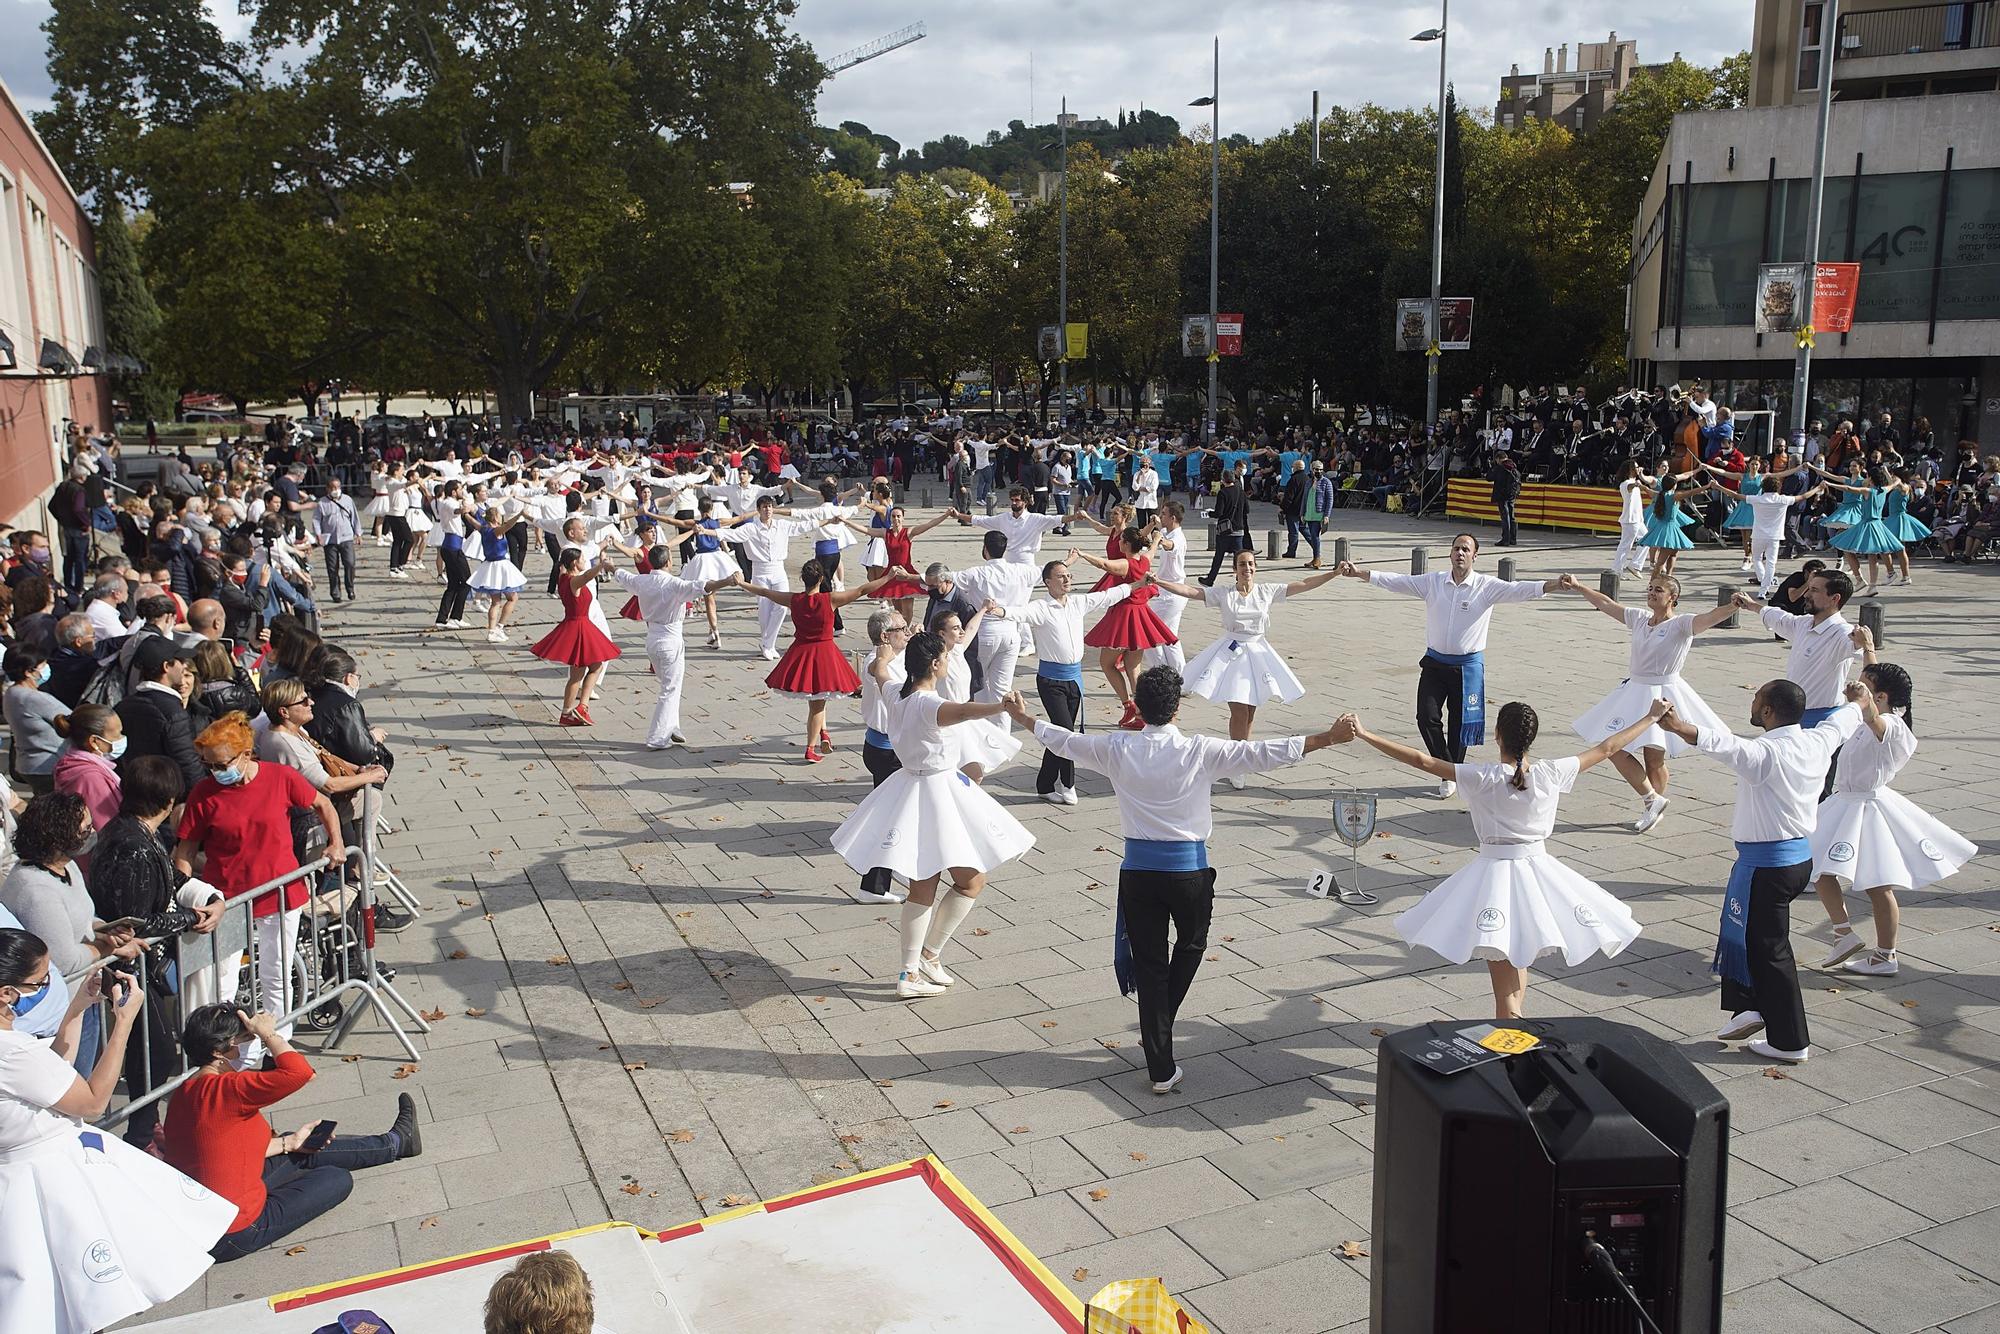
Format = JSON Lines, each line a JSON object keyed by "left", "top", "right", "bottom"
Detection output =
{"left": 10, "top": 574, "right": 60, "bottom": 657}
{"left": 161, "top": 1004, "right": 419, "bottom": 1262}
{"left": 5, "top": 647, "right": 68, "bottom": 794}
{"left": 211, "top": 554, "right": 263, "bottom": 645}
{"left": 187, "top": 640, "right": 260, "bottom": 735}
{"left": 116, "top": 637, "right": 205, "bottom": 795}
{"left": 312, "top": 478, "right": 360, "bottom": 602}
{"left": 0, "top": 928, "right": 233, "bottom": 1331}
{"left": 1489, "top": 451, "right": 1522, "bottom": 547}
{"left": 81, "top": 573, "right": 127, "bottom": 641}
{"left": 49, "top": 459, "right": 98, "bottom": 596}
{"left": 256, "top": 677, "right": 403, "bottom": 926}
{"left": 52, "top": 704, "right": 125, "bottom": 839}
{"left": 1949, "top": 484, "right": 2000, "bottom": 563}
{"left": 45, "top": 614, "right": 100, "bottom": 707}
{"left": 114, "top": 593, "right": 181, "bottom": 694}
{"left": 483, "top": 1250, "right": 601, "bottom": 1334}
{"left": 306, "top": 647, "right": 394, "bottom": 774}
{"left": 262, "top": 615, "right": 321, "bottom": 687}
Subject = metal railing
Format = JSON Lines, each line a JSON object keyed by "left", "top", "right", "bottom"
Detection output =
{"left": 1838, "top": 1, "right": 1998, "bottom": 58}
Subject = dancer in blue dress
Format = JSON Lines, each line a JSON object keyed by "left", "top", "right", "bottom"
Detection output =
{"left": 1638, "top": 470, "right": 1703, "bottom": 576}
{"left": 1814, "top": 464, "right": 1903, "bottom": 596}
{"left": 1878, "top": 470, "right": 1928, "bottom": 587}
{"left": 660, "top": 502, "right": 752, "bottom": 648}
{"left": 1819, "top": 459, "right": 1869, "bottom": 540}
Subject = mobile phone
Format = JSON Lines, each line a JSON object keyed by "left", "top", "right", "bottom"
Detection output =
{"left": 97, "top": 916, "right": 150, "bottom": 934}
{"left": 297, "top": 1120, "right": 336, "bottom": 1154}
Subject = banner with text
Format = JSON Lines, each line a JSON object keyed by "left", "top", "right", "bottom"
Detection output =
{"left": 1216, "top": 313, "right": 1244, "bottom": 356}
{"left": 1395, "top": 298, "right": 1473, "bottom": 351}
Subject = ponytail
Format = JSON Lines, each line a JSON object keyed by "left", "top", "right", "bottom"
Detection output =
{"left": 899, "top": 631, "right": 944, "bottom": 699}
{"left": 1861, "top": 662, "right": 1915, "bottom": 735}
{"left": 1495, "top": 701, "right": 1539, "bottom": 791}
{"left": 1651, "top": 482, "right": 1674, "bottom": 520}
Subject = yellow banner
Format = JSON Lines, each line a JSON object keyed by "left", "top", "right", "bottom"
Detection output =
{"left": 1063, "top": 322, "right": 1089, "bottom": 360}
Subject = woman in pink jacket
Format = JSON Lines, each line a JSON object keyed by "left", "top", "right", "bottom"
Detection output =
{"left": 51, "top": 703, "right": 125, "bottom": 855}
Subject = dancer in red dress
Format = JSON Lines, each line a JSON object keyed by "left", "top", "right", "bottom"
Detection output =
{"left": 1074, "top": 528, "right": 1177, "bottom": 728}
{"left": 530, "top": 548, "right": 621, "bottom": 726}
{"left": 1070, "top": 503, "right": 1138, "bottom": 591}
{"left": 618, "top": 547, "right": 654, "bottom": 621}
{"left": 734, "top": 558, "right": 913, "bottom": 762}
{"left": 839, "top": 505, "right": 953, "bottom": 627}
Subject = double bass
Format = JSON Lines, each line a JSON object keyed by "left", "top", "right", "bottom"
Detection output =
{"left": 1670, "top": 408, "right": 1703, "bottom": 474}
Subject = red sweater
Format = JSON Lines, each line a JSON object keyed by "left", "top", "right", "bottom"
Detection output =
{"left": 162, "top": 1050, "right": 315, "bottom": 1231}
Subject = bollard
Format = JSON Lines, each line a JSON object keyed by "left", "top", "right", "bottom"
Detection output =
{"left": 1209, "top": 522, "right": 1219, "bottom": 551}
{"left": 1598, "top": 570, "right": 1620, "bottom": 600}
{"left": 1334, "top": 537, "right": 1351, "bottom": 569}
{"left": 1267, "top": 529, "right": 1279, "bottom": 560}
{"left": 1714, "top": 585, "right": 1738, "bottom": 630}
{"left": 1858, "top": 602, "right": 1884, "bottom": 643}
{"left": 920, "top": 487, "right": 931, "bottom": 508}
{"left": 1498, "top": 556, "right": 1518, "bottom": 582}
{"left": 1411, "top": 547, "right": 1428, "bottom": 575}
{"left": 985, "top": 494, "right": 997, "bottom": 517}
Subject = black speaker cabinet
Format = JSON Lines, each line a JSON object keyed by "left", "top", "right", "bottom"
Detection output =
{"left": 1370, "top": 1017, "right": 1728, "bottom": 1334}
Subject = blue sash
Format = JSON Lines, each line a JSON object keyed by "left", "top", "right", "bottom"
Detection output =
{"left": 1715, "top": 838, "right": 1812, "bottom": 987}
{"left": 1123, "top": 838, "right": 1209, "bottom": 871}
{"left": 864, "top": 728, "right": 892, "bottom": 750}
{"left": 1801, "top": 705, "right": 1839, "bottom": 729}
{"left": 1038, "top": 660, "right": 1083, "bottom": 682}
{"left": 1427, "top": 650, "right": 1486, "bottom": 749}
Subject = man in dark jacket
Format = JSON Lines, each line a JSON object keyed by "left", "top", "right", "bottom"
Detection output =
{"left": 115, "top": 637, "right": 205, "bottom": 794}
{"left": 1202, "top": 469, "right": 1252, "bottom": 584}
{"left": 46, "top": 614, "right": 101, "bottom": 707}
{"left": 1490, "top": 452, "right": 1523, "bottom": 547}
{"left": 1279, "top": 465, "right": 1310, "bottom": 559}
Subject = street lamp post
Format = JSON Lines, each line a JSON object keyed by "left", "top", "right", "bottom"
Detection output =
{"left": 1792, "top": 0, "right": 1840, "bottom": 448}
{"left": 1058, "top": 97, "right": 1069, "bottom": 429}
{"left": 1414, "top": 8, "right": 1448, "bottom": 438}
{"left": 1190, "top": 38, "right": 1219, "bottom": 446}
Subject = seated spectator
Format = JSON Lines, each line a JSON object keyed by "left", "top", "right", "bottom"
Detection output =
{"left": 45, "top": 613, "right": 100, "bottom": 707}
{"left": 187, "top": 640, "right": 260, "bottom": 735}
{"left": 1950, "top": 486, "right": 2000, "bottom": 563}
{"left": 5, "top": 647, "right": 69, "bottom": 795}
{"left": 82, "top": 574, "right": 128, "bottom": 641}
{"left": 51, "top": 703, "right": 125, "bottom": 840}
{"left": 161, "top": 1004, "right": 420, "bottom": 1262}
{"left": 307, "top": 647, "right": 394, "bottom": 774}
{"left": 484, "top": 1250, "right": 605, "bottom": 1334}
{"left": 10, "top": 574, "right": 60, "bottom": 657}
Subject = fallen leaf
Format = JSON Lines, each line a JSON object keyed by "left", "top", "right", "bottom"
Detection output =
{"left": 670, "top": 1129, "right": 695, "bottom": 1143}
{"left": 1760, "top": 1067, "right": 1790, "bottom": 1080}
{"left": 456, "top": 897, "right": 475, "bottom": 907}
{"left": 1381, "top": 852, "right": 1399, "bottom": 861}
{"left": 391, "top": 1063, "right": 419, "bottom": 1080}
{"left": 812, "top": 996, "right": 828, "bottom": 1004}
{"left": 839, "top": 1133, "right": 863, "bottom": 1145}
{"left": 420, "top": 1007, "right": 447, "bottom": 1022}
{"left": 546, "top": 954, "right": 571, "bottom": 965}
{"left": 448, "top": 948, "right": 469, "bottom": 960}
{"left": 721, "top": 1194, "right": 752, "bottom": 1207}
{"left": 1128, "top": 1151, "right": 1147, "bottom": 1162}
{"left": 676, "top": 911, "right": 695, "bottom": 919}
{"left": 637, "top": 998, "right": 666, "bottom": 1009}
{"left": 694, "top": 1193, "right": 709, "bottom": 1203}
{"left": 1222, "top": 936, "right": 1235, "bottom": 942}
{"left": 759, "top": 889, "right": 774, "bottom": 899}
{"left": 597, "top": 1043, "right": 612, "bottom": 1051}
{"left": 1205, "top": 953, "right": 1219, "bottom": 961}
{"left": 418, "top": 1216, "right": 440, "bottom": 1229}
{"left": 1040, "top": 1020, "right": 1058, "bottom": 1028}
{"left": 621, "top": 1182, "right": 645, "bottom": 1196}
{"left": 1900, "top": 1000, "right": 1919, "bottom": 1009}
{"left": 286, "top": 1245, "right": 309, "bottom": 1256}
{"left": 874, "top": 1079, "right": 895, "bottom": 1087}
{"left": 1337, "top": 1241, "right": 1369, "bottom": 1259}
{"left": 1073, "top": 1267, "right": 1090, "bottom": 1281}
{"left": 1101, "top": 1040, "right": 1121, "bottom": 1049}
{"left": 482, "top": 913, "right": 494, "bottom": 922}
{"left": 1375, "top": 831, "right": 1394, "bottom": 840}
{"left": 611, "top": 981, "right": 633, "bottom": 991}
{"left": 1010, "top": 1125, "right": 1031, "bottom": 1134}
{"left": 340, "top": 1054, "right": 360, "bottom": 1064}
{"left": 933, "top": 1100, "right": 954, "bottom": 1109}
{"left": 623, "top": 1061, "right": 648, "bottom": 1072}
{"left": 1369, "top": 1028, "right": 1388, "bottom": 1037}
{"left": 970, "top": 927, "right": 991, "bottom": 938}
{"left": 1087, "top": 1188, "right": 1110, "bottom": 1201}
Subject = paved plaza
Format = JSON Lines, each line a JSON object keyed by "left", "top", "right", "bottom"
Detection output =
{"left": 136, "top": 497, "right": 2000, "bottom": 1333}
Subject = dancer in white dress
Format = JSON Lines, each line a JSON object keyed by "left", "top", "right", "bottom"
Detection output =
{"left": 1561, "top": 572, "right": 1738, "bottom": 832}
{"left": 1341, "top": 700, "right": 1666, "bottom": 1018}
{"left": 1811, "top": 657, "right": 1976, "bottom": 979}
{"left": 0, "top": 932, "right": 235, "bottom": 1333}
{"left": 830, "top": 634, "right": 1034, "bottom": 999}
{"left": 1155, "top": 548, "right": 1340, "bottom": 776}
{"left": 928, "top": 603, "right": 1022, "bottom": 782}
{"left": 361, "top": 467, "right": 391, "bottom": 542}
{"left": 467, "top": 506, "right": 533, "bottom": 642}
{"left": 1143, "top": 501, "right": 1191, "bottom": 673}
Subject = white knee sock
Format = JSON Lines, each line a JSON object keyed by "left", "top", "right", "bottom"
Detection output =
{"left": 922, "top": 891, "right": 979, "bottom": 958}
{"left": 900, "top": 900, "right": 936, "bottom": 975}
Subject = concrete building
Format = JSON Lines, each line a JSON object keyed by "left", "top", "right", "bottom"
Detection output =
{"left": 0, "top": 78, "right": 107, "bottom": 532}
{"left": 1496, "top": 33, "right": 1666, "bottom": 132}
{"left": 1628, "top": 1, "right": 2000, "bottom": 452}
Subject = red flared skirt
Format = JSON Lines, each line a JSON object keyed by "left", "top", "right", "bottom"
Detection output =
{"left": 766, "top": 640, "right": 861, "bottom": 698}
{"left": 530, "top": 619, "right": 622, "bottom": 667}
{"left": 875, "top": 575, "right": 924, "bottom": 600}
{"left": 1083, "top": 601, "right": 1178, "bottom": 650}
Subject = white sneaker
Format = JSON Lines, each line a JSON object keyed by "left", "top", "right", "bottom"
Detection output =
{"left": 1819, "top": 926, "right": 1865, "bottom": 970}
{"left": 1844, "top": 949, "right": 1899, "bottom": 977}
{"left": 645, "top": 740, "right": 676, "bottom": 751}
{"left": 1634, "top": 794, "right": 1670, "bottom": 833}
{"left": 1226, "top": 774, "right": 1246, "bottom": 790}
{"left": 918, "top": 957, "right": 955, "bottom": 987}
{"left": 486, "top": 628, "right": 507, "bottom": 643}
{"left": 1151, "top": 1065, "right": 1185, "bottom": 1095}
{"left": 896, "top": 972, "right": 947, "bottom": 999}
{"left": 1717, "top": 1011, "right": 1766, "bottom": 1042}
{"left": 1058, "top": 786, "right": 1079, "bottom": 806}
{"left": 1746, "top": 1039, "right": 1809, "bottom": 1064}
{"left": 761, "top": 649, "right": 780, "bottom": 661}
{"left": 1739, "top": 560, "right": 1753, "bottom": 572}
{"left": 1041, "top": 790, "right": 1067, "bottom": 806}
{"left": 431, "top": 622, "right": 451, "bottom": 631}
{"left": 445, "top": 619, "right": 469, "bottom": 629}
{"left": 854, "top": 887, "right": 900, "bottom": 904}
{"left": 1436, "top": 780, "right": 1457, "bottom": 799}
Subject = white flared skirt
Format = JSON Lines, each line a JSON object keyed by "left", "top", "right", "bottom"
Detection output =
{"left": 405, "top": 508, "right": 433, "bottom": 534}
{"left": 831, "top": 766, "right": 1036, "bottom": 880}
{"left": 682, "top": 550, "right": 738, "bottom": 583}
{"left": 948, "top": 717, "right": 1023, "bottom": 776}
{"left": 1182, "top": 634, "right": 1306, "bottom": 706}
{"left": 360, "top": 495, "right": 389, "bottom": 519}
{"left": 1395, "top": 851, "right": 1641, "bottom": 968}
{"left": 469, "top": 558, "right": 526, "bottom": 595}
{"left": 1810, "top": 788, "right": 1977, "bottom": 893}
{"left": 1571, "top": 676, "right": 1725, "bottom": 757}
{"left": 864, "top": 537, "right": 889, "bottom": 567}
{"left": 0, "top": 1128, "right": 236, "bottom": 1334}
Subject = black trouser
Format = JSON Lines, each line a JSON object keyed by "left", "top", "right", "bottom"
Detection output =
{"left": 1720, "top": 859, "right": 1813, "bottom": 1051}
{"left": 1415, "top": 654, "right": 1468, "bottom": 764}
{"left": 1032, "top": 489, "right": 1049, "bottom": 514}
{"left": 61, "top": 526, "right": 91, "bottom": 594}
{"left": 119, "top": 978, "right": 180, "bottom": 1147}
{"left": 323, "top": 541, "right": 355, "bottom": 599}
{"left": 819, "top": 547, "right": 845, "bottom": 629}
{"left": 544, "top": 531, "right": 565, "bottom": 594}
{"left": 1035, "top": 674, "right": 1081, "bottom": 793}
{"left": 1119, "top": 866, "right": 1216, "bottom": 1082}
{"left": 1094, "top": 478, "right": 1120, "bottom": 516}
{"left": 437, "top": 546, "right": 471, "bottom": 623}
{"left": 1497, "top": 497, "right": 1518, "bottom": 545}
{"left": 1205, "top": 529, "right": 1249, "bottom": 582}
{"left": 860, "top": 742, "right": 902, "bottom": 897}
{"left": 386, "top": 516, "right": 412, "bottom": 571}
{"left": 507, "top": 524, "right": 529, "bottom": 568}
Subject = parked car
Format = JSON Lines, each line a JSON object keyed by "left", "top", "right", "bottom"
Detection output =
{"left": 360, "top": 414, "right": 413, "bottom": 439}
{"left": 180, "top": 406, "right": 241, "bottom": 424}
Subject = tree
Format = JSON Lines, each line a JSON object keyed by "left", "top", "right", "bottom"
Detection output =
{"left": 94, "top": 198, "right": 171, "bottom": 417}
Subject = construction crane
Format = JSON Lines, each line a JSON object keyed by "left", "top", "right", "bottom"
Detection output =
{"left": 824, "top": 22, "right": 926, "bottom": 76}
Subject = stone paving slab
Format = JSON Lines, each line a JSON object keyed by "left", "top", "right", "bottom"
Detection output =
{"left": 137, "top": 496, "right": 2000, "bottom": 1333}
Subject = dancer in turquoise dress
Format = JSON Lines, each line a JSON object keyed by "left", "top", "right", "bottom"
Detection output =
{"left": 1820, "top": 459, "right": 1869, "bottom": 538}
{"left": 1707, "top": 456, "right": 1806, "bottom": 571}
{"left": 1878, "top": 470, "right": 1928, "bottom": 587}
{"left": 1815, "top": 464, "right": 1903, "bottom": 595}
{"left": 1639, "top": 472, "right": 1701, "bottom": 576}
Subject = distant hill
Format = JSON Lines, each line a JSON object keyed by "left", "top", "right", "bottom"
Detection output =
{"left": 816, "top": 108, "right": 1187, "bottom": 190}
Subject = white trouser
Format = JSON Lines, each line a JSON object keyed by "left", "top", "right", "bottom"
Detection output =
{"left": 1145, "top": 592, "right": 1188, "bottom": 673}
{"left": 975, "top": 622, "right": 1023, "bottom": 715}
{"left": 1613, "top": 521, "right": 1648, "bottom": 572}
{"left": 224, "top": 903, "right": 305, "bottom": 1067}
{"left": 753, "top": 562, "right": 789, "bottom": 652}
{"left": 646, "top": 627, "right": 687, "bottom": 743}
{"left": 1751, "top": 532, "right": 1782, "bottom": 597}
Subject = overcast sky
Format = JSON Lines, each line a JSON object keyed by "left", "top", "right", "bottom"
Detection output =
{"left": 1, "top": 0, "right": 1750, "bottom": 142}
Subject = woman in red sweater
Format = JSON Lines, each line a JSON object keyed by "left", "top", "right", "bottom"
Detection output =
{"left": 161, "top": 1004, "right": 421, "bottom": 1262}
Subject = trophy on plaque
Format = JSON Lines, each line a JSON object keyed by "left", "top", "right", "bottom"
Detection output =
{"left": 1325, "top": 792, "right": 1381, "bottom": 906}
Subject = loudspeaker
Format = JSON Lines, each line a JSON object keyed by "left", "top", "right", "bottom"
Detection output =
{"left": 1370, "top": 1017, "right": 1727, "bottom": 1333}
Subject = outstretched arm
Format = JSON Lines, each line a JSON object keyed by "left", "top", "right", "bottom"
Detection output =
{"left": 1281, "top": 568, "right": 1342, "bottom": 598}
{"left": 1153, "top": 576, "right": 1205, "bottom": 601}
{"left": 907, "top": 512, "right": 954, "bottom": 537}
{"left": 1576, "top": 702, "right": 1671, "bottom": 772}
{"left": 830, "top": 569, "right": 903, "bottom": 608}
{"left": 733, "top": 575, "right": 791, "bottom": 606}
{"left": 1350, "top": 715, "right": 1457, "bottom": 781}
{"left": 1556, "top": 572, "right": 1629, "bottom": 622}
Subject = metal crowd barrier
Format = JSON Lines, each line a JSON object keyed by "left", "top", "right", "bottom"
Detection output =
{"left": 64, "top": 783, "right": 429, "bottom": 1132}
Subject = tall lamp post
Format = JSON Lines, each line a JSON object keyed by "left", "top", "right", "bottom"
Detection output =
{"left": 1791, "top": 0, "right": 1840, "bottom": 449}
{"left": 1043, "top": 102, "right": 1071, "bottom": 430}
{"left": 1414, "top": 9, "right": 1448, "bottom": 438}
{"left": 1189, "top": 37, "right": 1219, "bottom": 446}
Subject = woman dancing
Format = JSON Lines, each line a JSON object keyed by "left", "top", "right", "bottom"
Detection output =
{"left": 927, "top": 602, "right": 1020, "bottom": 783}
{"left": 1878, "top": 468, "right": 1928, "bottom": 587}
{"left": 1069, "top": 502, "right": 1140, "bottom": 591}
{"left": 1637, "top": 470, "right": 1703, "bottom": 577}
{"left": 1071, "top": 529, "right": 1177, "bottom": 729}
{"left": 658, "top": 501, "right": 748, "bottom": 648}
{"left": 362, "top": 464, "right": 391, "bottom": 544}
{"left": 830, "top": 635, "right": 1034, "bottom": 999}
{"left": 735, "top": 559, "right": 906, "bottom": 763}
{"left": 839, "top": 505, "right": 951, "bottom": 627}
{"left": 529, "top": 548, "right": 620, "bottom": 726}
{"left": 1561, "top": 572, "right": 1738, "bottom": 832}
{"left": 858, "top": 478, "right": 896, "bottom": 579}
{"left": 1153, "top": 549, "right": 1341, "bottom": 778}
{"left": 1812, "top": 654, "right": 1975, "bottom": 978}
{"left": 1813, "top": 463, "right": 1904, "bottom": 595}
{"left": 1342, "top": 700, "right": 1667, "bottom": 1018}
{"left": 468, "top": 504, "right": 532, "bottom": 643}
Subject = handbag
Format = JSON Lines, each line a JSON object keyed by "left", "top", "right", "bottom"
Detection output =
{"left": 313, "top": 737, "right": 360, "bottom": 778}
{"left": 291, "top": 805, "right": 330, "bottom": 864}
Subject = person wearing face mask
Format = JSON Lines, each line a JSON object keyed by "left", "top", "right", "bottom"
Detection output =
{"left": 115, "top": 637, "right": 206, "bottom": 795}
{"left": 51, "top": 704, "right": 126, "bottom": 841}
{"left": 4, "top": 648, "right": 68, "bottom": 793}
{"left": 304, "top": 646, "right": 393, "bottom": 777}
{"left": 312, "top": 477, "right": 361, "bottom": 603}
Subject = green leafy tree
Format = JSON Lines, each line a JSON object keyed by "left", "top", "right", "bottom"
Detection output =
{"left": 93, "top": 198, "right": 172, "bottom": 417}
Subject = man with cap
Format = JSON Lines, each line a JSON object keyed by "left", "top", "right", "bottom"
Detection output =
{"left": 115, "top": 637, "right": 205, "bottom": 794}
{"left": 1300, "top": 460, "right": 1336, "bottom": 569}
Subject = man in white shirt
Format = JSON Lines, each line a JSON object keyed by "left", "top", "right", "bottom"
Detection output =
{"left": 1734, "top": 481, "right": 1822, "bottom": 597}
{"left": 725, "top": 495, "right": 826, "bottom": 659}
{"left": 1739, "top": 570, "right": 1859, "bottom": 729}
{"left": 1006, "top": 668, "right": 1349, "bottom": 1093}
{"left": 612, "top": 544, "right": 736, "bottom": 748}
{"left": 1012, "top": 561, "right": 1130, "bottom": 803}
{"left": 82, "top": 577, "right": 128, "bottom": 641}
{"left": 964, "top": 486, "right": 1071, "bottom": 567}
{"left": 1339, "top": 534, "right": 1563, "bottom": 796}
{"left": 1660, "top": 682, "right": 1865, "bottom": 1063}
{"left": 952, "top": 532, "right": 1042, "bottom": 709}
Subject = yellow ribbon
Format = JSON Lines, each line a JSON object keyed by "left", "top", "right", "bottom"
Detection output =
{"left": 1425, "top": 342, "right": 1441, "bottom": 359}
{"left": 1206, "top": 350, "right": 1220, "bottom": 364}
{"left": 1795, "top": 324, "right": 1815, "bottom": 350}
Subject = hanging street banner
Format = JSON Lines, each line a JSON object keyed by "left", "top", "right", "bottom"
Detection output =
{"left": 1395, "top": 297, "right": 1473, "bottom": 351}
{"left": 1063, "top": 322, "right": 1089, "bottom": 360}
{"left": 1036, "top": 325, "right": 1062, "bottom": 361}
{"left": 1755, "top": 263, "right": 1807, "bottom": 334}
{"left": 1181, "top": 315, "right": 1213, "bottom": 358}
{"left": 1216, "top": 313, "right": 1244, "bottom": 356}
{"left": 1814, "top": 263, "right": 1861, "bottom": 333}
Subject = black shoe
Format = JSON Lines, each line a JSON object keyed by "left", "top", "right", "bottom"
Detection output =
{"left": 1197, "top": 577, "right": 1215, "bottom": 586}
{"left": 374, "top": 903, "right": 415, "bottom": 932}
{"left": 392, "top": 1091, "right": 422, "bottom": 1158}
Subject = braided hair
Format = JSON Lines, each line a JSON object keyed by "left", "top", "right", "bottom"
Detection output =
{"left": 1495, "top": 701, "right": 1540, "bottom": 792}
{"left": 899, "top": 631, "right": 945, "bottom": 699}
{"left": 1651, "top": 477, "right": 1677, "bottom": 521}
{"left": 1861, "top": 661, "right": 1915, "bottom": 733}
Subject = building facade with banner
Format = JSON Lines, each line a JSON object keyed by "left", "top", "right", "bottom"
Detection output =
{"left": 0, "top": 78, "right": 107, "bottom": 532}
{"left": 1627, "top": 1, "right": 2000, "bottom": 452}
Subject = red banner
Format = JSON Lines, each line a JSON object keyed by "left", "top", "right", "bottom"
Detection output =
{"left": 1813, "top": 263, "right": 1860, "bottom": 333}
{"left": 1216, "top": 314, "right": 1243, "bottom": 356}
